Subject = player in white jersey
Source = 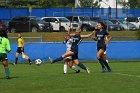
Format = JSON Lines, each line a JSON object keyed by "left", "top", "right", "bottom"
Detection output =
{"left": 63, "top": 34, "right": 80, "bottom": 74}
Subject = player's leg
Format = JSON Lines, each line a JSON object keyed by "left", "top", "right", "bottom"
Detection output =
{"left": 102, "top": 54, "right": 111, "bottom": 72}
{"left": 63, "top": 60, "right": 68, "bottom": 74}
{"left": 14, "top": 47, "right": 21, "bottom": 65}
{"left": 22, "top": 52, "right": 32, "bottom": 65}
{"left": 97, "top": 49, "right": 106, "bottom": 72}
{"left": 2, "top": 60, "right": 10, "bottom": 79}
{"left": 1, "top": 54, "right": 10, "bottom": 79}
{"left": 15, "top": 52, "right": 19, "bottom": 64}
{"left": 103, "top": 51, "right": 109, "bottom": 63}
{"left": 50, "top": 51, "right": 74, "bottom": 64}
{"left": 73, "top": 58, "right": 90, "bottom": 73}
{"left": 68, "top": 60, "right": 80, "bottom": 73}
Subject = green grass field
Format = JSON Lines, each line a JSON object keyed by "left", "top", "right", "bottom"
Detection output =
{"left": 0, "top": 61, "right": 140, "bottom": 93}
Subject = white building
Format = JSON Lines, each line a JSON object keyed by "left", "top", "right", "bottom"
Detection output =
{"left": 98, "top": 0, "right": 128, "bottom": 8}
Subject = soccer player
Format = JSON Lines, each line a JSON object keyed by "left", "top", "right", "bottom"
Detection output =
{"left": 94, "top": 22, "right": 112, "bottom": 72}
{"left": 63, "top": 34, "right": 80, "bottom": 74}
{"left": 49, "top": 28, "right": 94, "bottom": 73}
{"left": 13, "top": 33, "right": 32, "bottom": 66}
{"left": 0, "top": 30, "right": 11, "bottom": 79}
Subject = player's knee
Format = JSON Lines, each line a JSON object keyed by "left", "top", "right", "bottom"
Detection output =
{"left": 62, "top": 55, "right": 66, "bottom": 58}
{"left": 2, "top": 61, "right": 8, "bottom": 67}
{"left": 97, "top": 54, "right": 100, "bottom": 59}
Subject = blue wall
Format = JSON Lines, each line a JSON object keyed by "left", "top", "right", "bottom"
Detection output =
{"left": 0, "top": 8, "right": 140, "bottom": 20}
{"left": 7, "top": 41, "right": 140, "bottom": 62}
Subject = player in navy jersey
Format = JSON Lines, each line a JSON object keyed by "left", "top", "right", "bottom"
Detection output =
{"left": 49, "top": 28, "right": 93, "bottom": 73}
{"left": 94, "top": 22, "right": 112, "bottom": 72}
{"left": 63, "top": 34, "right": 80, "bottom": 74}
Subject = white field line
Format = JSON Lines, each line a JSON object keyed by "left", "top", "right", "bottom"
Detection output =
{"left": 112, "top": 73, "right": 140, "bottom": 78}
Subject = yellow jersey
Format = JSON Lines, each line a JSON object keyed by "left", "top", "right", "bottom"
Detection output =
{"left": 17, "top": 37, "right": 24, "bottom": 47}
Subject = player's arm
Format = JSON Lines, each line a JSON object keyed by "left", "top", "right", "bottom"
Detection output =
{"left": 81, "top": 30, "right": 95, "bottom": 38}
{"left": 6, "top": 39, "right": 11, "bottom": 53}
{"left": 105, "top": 32, "right": 112, "bottom": 47}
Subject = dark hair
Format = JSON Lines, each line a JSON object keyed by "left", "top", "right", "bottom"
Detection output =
{"left": 0, "top": 30, "right": 8, "bottom": 38}
{"left": 98, "top": 22, "right": 107, "bottom": 30}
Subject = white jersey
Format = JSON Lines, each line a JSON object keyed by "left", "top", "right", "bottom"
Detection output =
{"left": 66, "top": 38, "right": 73, "bottom": 52}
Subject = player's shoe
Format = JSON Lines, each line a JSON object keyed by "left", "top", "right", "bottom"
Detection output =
{"left": 86, "top": 68, "right": 90, "bottom": 74}
{"left": 76, "top": 70, "right": 80, "bottom": 73}
{"left": 48, "top": 57, "right": 53, "bottom": 64}
{"left": 6, "top": 76, "right": 11, "bottom": 79}
{"left": 102, "top": 68, "right": 106, "bottom": 73}
{"left": 29, "top": 61, "right": 32, "bottom": 65}
{"left": 108, "top": 68, "right": 111, "bottom": 72}
{"left": 12, "top": 63, "right": 16, "bottom": 67}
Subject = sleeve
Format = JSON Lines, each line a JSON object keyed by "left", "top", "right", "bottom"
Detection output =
{"left": 6, "top": 39, "right": 11, "bottom": 52}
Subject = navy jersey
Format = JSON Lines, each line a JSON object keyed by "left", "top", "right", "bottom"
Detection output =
{"left": 70, "top": 35, "right": 82, "bottom": 53}
{"left": 95, "top": 29, "right": 109, "bottom": 48}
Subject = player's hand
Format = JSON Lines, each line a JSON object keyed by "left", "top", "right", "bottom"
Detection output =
{"left": 21, "top": 47, "right": 23, "bottom": 50}
{"left": 106, "top": 43, "right": 108, "bottom": 48}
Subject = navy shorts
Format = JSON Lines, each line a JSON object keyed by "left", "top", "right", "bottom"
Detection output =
{"left": 72, "top": 53, "right": 78, "bottom": 60}
{"left": 71, "top": 47, "right": 78, "bottom": 54}
{"left": 97, "top": 45, "right": 106, "bottom": 51}
{"left": 17, "top": 47, "right": 24, "bottom": 54}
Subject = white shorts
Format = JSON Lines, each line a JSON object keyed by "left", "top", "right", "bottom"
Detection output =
{"left": 66, "top": 56, "right": 72, "bottom": 60}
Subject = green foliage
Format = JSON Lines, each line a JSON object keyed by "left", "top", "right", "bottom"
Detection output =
{"left": 78, "top": 0, "right": 99, "bottom": 8}
{"left": 0, "top": 0, "right": 75, "bottom": 8}
{"left": 129, "top": 0, "right": 140, "bottom": 8}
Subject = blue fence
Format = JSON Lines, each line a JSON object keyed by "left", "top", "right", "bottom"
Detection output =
{"left": 0, "top": 8, "right": 140, "bottom": 20}
{"left": 7, "top": 41, "right": 140, "bottom": 62}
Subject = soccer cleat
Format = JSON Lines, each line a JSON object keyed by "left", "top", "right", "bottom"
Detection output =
{"left": 12, "top": 63, "right": 16, "bottom": 67}
{"left": 29, "top": 62, "right": 32, "bottom": 65}
{"left": 48, "top": 57, "right": 53, "bottom": 64}
{"left": 6, "top": 76, "right": 11, "bottom": 79}
{"left": 102, "top": 68, "right": 106, "bottom": 73}
{"left": 76, "top": 70, "right": 80, "bottom": 73}
{"left": 108, "top": 68, "right": 111, "bottom": 72}
{"left": 86, "top": 68, "right": 90, "bottom": 74}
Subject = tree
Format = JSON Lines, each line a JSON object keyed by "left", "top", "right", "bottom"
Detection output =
{"left": 129, "top": 0, "right": 140, "bottom": 8}
{"left": 78, "top": 0, "right": 100, "bottom": 8}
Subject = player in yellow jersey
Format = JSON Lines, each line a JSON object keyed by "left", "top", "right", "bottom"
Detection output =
{"left": 13, "top": 33, "right": 32, "bottom": 65}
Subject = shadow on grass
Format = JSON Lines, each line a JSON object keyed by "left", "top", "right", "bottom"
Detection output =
{"left": 0, "top": 76, "right": 19, "bottom": 80}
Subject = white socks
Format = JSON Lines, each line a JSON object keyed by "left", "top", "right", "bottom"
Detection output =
{"left": 64, "top": 64, "right": 67, "bottom": 74}
{"left": 64, "top": 64, "right": 78, "bottom": 73}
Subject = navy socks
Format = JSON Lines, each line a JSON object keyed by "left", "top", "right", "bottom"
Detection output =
{"left": 53, "top": 56, "right": 63, "bottom": 63}
{"left": 78, "top": 62, "right": 87, "bottom": 70}
{"left": 103, "top": 60, "right": 110, "bottom": 70}
{"left": 98, "top": 58, "right": 105, "bottom": 68}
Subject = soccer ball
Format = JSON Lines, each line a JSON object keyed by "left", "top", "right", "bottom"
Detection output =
{"left": 35, "top": 59, "right": 42, "bottom": 65}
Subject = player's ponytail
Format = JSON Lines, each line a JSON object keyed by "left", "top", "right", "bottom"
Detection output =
{"left": 0, "top": 30, "right": 8, "bottom": 38}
